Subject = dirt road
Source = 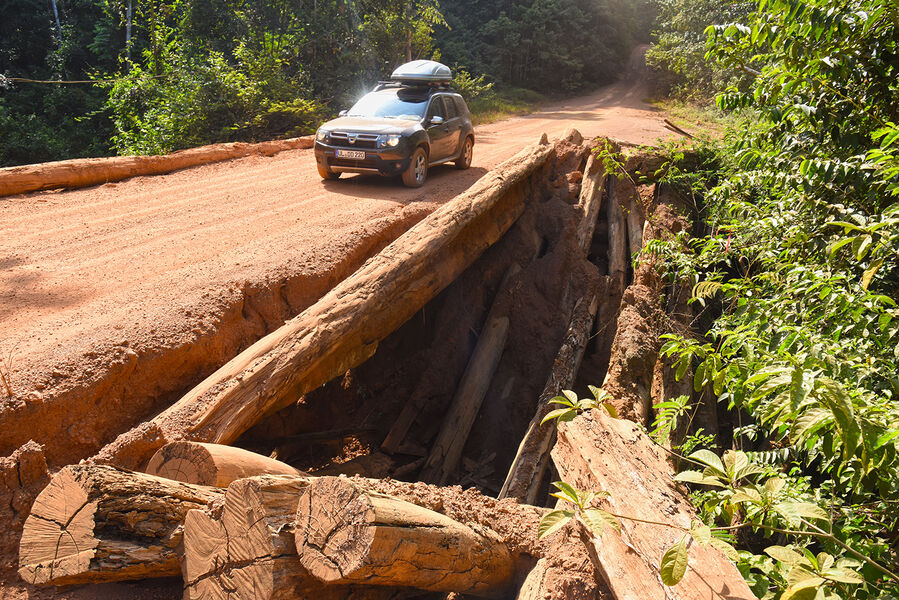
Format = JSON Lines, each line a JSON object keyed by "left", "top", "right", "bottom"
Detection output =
{"left": 0, "top": 78, "right": 676, "bottom": 467}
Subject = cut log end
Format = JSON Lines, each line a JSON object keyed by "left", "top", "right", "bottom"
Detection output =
{"left": 18, "top": 469, "right": 96, "bottom": 586}
{"left": 295, "top": 477, "right": 378, "bottom": 583}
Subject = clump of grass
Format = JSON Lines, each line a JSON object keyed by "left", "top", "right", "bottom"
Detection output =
{"left": 653, "top": 99, "right": 756, "bottom": 139}
{"left": 468, "top": 86, "right": 544, "bottom": 125}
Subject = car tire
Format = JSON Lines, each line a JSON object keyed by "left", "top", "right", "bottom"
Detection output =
{"left": 455, "top": 136, "right": 473, "bottom": 170}
{"left": 317, "top": 163, "right": 340, "bottom": 180}
{"left": 402, "top": 147, "right": 428, "bottom": 187}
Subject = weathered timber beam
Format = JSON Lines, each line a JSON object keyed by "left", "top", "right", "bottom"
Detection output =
{"left": 18, "top": 465, "right": 221, "bottom": 586}
{"left": 94, "top": 136, "right": 556, "bottom": 471}
{"left": 499, "top": 293, "right": 598, "bottom": 503}
{"left": 420, "top": 263, "right": 520, "bottom": 484}
{"left": 146, "top": 441, "right": 304, "bottom": 487}
{"left": 295, "top": 477, "right": 514, "bottom": 597}
{"left": 551, "top": 409, "right": 755, "bottom": 600}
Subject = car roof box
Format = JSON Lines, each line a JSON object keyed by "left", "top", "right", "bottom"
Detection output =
{"left": 390, "top": 60, "right": 452, "bottom": 85}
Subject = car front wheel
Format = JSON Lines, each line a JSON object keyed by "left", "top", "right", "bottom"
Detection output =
{"left": 455, "top": 137, "right": 473, "bottom": 170}
{"left": 402, "top": 147, "right": 428, "bottom": 187}
{"left": 317, "top": 163, "right": 340, "bottom": 180}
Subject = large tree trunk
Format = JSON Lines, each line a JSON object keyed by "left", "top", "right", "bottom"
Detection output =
{"left": 145, "top": 441, "right": 304, "bottom": 487}
{"left": 499, "top": 293, "right": 598, "bottom": 503}
{"left": 295, "top": 477, "right": 514, "bottom": 597}
{"left": 420, "top": 264, "right": 520, "bottom": 484}
{"left": 551, "top": 409, "right": 755, "bottom": 600}
{"left": 95, "top": 138, "right": 555, "bottom": 471}
{"left": 606, "top": 177, "right": 629, "bottom": 294}
{"left": 575, "top": 153, "right": 608, "bottom": 254}
{"left": 18, "top": 465, "right": 221, "bottom": 586}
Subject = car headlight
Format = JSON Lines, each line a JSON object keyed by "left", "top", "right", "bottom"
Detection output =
{"left": 383, "top": 134, "right": 401, "bottom": 148}
{"left": 316, "top": 128, "right": 328, "bottom": 142}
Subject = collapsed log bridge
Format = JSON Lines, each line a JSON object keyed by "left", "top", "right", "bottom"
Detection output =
{"left": 94, "top": 137, "right": 556, "bottom": 472}
{"left": 16, "top": 132, "right": 760, "bottom": 600}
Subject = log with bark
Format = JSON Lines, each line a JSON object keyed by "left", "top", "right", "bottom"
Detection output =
{"left": 575, "top": 153, "right": 608, "bottom": 254}
{"left": 499, "top": 293, "right": 598, "bottom": 503}
{"left": 18, "top": 465, "right": 221, "bottom": 586}
{"left": 606, "top": 177, "right": 629, "bottom": 294}
{"left": 95, "top": 136, "right": 556, "bottom": 471}
{"left": 295, "top": 476, "right": 514, "bottom": 597}
{"left": 419, "top": 263, "right": 520, "bottom": 484}
{"left": 145, "top": 441, "right": 304, "bottom": 487}
{"left": 550, "top": 408, "right": 755, "bottom": 600}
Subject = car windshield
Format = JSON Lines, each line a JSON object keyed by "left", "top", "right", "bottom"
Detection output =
{"left": 346, "top": 91, "right": 427, "bottom": 120}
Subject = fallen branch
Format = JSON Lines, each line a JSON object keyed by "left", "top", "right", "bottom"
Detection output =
{"left": 145, "top": 441, "right": 304, "bottom": 487}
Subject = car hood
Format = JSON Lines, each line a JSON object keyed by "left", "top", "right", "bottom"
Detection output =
{"left": 321, "top": 116, "right": 421, "bottom": 134}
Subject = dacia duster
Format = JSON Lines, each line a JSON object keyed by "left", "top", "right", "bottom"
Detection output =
{"left": 314, "top": 60, "right": 475, "bottom": 187}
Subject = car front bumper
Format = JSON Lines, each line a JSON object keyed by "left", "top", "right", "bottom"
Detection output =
{"left": 314, "top": 142, "right": 412, "bottom": 176}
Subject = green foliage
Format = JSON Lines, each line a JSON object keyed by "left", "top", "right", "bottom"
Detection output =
{"left": 537, "top": 481, "right": 619, "bottom": 540}
{"left": 645, "top": 0, "right": 755, "bottom": 101}
{"left": 540, "top": 386, "right": 617, "bottom": 426}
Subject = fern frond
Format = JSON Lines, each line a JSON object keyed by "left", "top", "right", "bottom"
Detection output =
{"left": 692, "top": 281, "right": 722, "bottom": 301}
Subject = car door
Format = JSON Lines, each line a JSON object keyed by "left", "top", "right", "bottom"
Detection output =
{"left": 442, "top": 94, "right": 464, "bottom": 156}
{"left": 425, "top": 96, "right": 452, "bottom": 161}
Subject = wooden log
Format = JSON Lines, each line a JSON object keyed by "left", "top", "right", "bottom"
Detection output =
{"left": 616, "top": 176, "right": 645, "bottom": 262}
{"left": 499, "top": 293, "right": 598, "bottom": 503}
{"left": 95, "top": 137, "right": 556, "bottom": 471}
{"left": 575, "top": 153, "right": 608, "bottom": 254}
{"left": 295, "top": 476, "right": 514, "bottom": 597}
{"left": 18, "top": 465, "right": 221, "bottom": 586}
{"left": 183, "top": 474, "right": 355, "bottom": 600}
{"left": 607, "top": 177, "right": 629, "bottom": 293}
{"left": 550, "top": 409, "right": 755, "bottom": 600}
{"left": 0, "top": 137, "right": 313, "bottom": 197}
{"left": 145, "top": 441, "right": 304, "bottom": 487}
{"left": 419, "top": 263, "right": 520, "bottom": 484}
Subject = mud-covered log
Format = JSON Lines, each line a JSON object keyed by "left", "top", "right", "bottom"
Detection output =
{"left": 575, "top": 154, "right": 608, "bottom": 254}
{"left": 607, "top": 177, "right": 629, "bottom": 293}
{"left": 96, "top": 136, "right": 556, "bottom": 471}
{"left": 551, "top": 409, "right": 755, "bottom": 600}
{"left": 295, "top": 477, "right": 514, "bottom": 597}
{"left": 18, "top": 465, "right": 221, "bottom": 586}
{"left": 420, "top": 263, "right": 520, "bottom": 484}
{"left": 499, "top": 293, "right": 598, "bottom": 503}
{"left": 146, "top": 441, "right": 304, "bottom": 487}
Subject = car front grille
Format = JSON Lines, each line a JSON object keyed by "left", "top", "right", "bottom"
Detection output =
{"left": 330, "top": 132, "right": 380, "bottom": 149}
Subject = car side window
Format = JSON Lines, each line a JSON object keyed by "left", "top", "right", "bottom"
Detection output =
{"left": 453, "top": 97, "right": 467, "bottom": 117}
{"left": 443, "top": 96, "right": 458, "bottom": 119}
{"left": 426, "top": 96, "right": 446, "bottom": 122}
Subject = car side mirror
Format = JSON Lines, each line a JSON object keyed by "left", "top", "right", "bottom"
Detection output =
{"left": 429, "top": 115, "right": 445, "bottom": 126}
{"left": 339, "top": 110, "right": 347, "bottom": 117}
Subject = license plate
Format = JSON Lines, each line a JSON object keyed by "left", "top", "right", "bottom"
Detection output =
{"left": 336, "top": 149, "right": 366, "bottom": 160}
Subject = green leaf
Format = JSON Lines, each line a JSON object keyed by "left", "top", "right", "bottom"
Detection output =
{"left": 603, "top": 402, "right": 618, "bottom": 418}
{"left": 689, "top": 523, "right": 712, "bottom": 546}
{"left": 779, "top": 586, "right": 820, "bottom": 600}
{"left": 874, "top": 429, "right": 899, "bottom": 449}
{"left": 821, "top": 567, "right": 864, "bottom": 584}
{"left": 562, "top": 389, "right": 578, "bottom": 404}
{"left": 537, "top": 510, "right": 574, "bottom": 539}
{"left": 765, "top": 545, "right": 803, "bottom": 565}
{"left": 687, "top": 450, "right": 726, "bottom": 477}
{"left": 660, "top": 536, "right": 690, "bottom": 586}
{"left": 674, "top": 470, "right": 726, "bottom": 488}
{"left": 710, "top": 537, "right": 740, "bottom": 561}
{"left": 551, "top": 481, "right": 582, "bottom": 507}
{"left": 787, "top": 566, "right": 824, "bottom": 588}
{"left": 730, "top": 487, "right": 763, "bottom": 505}
{"left": 581, "top": 508, "right": 620, "bottom": 537}
{"left": 775, "top": 501, "right": 830, "bottom": 523}
{"left": 541, "top": 408, "right": 574, "bottom": 426}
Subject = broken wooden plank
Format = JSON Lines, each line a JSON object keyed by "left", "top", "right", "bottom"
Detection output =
{"left": 499, "top": 293, "right": 598, "bottom": 503}
{"left": 18, "top": 465, "right": 221, "bottom": 586}
{"left": 295, "top": 476, "right": 514, "bottom": 597}
{"left": 575, "top": 153, "right": 608, "bottom": 254}
{"left": 551, "top": 409, "right": 755, "bottom": 600}
{"left": 94, "top": 136, "right": 556, "bottom": 471}
{"left": 420, "top": 263, "right": 521, "bottom": 484}
{"left": 145, "top": 441, "right": 304, "bottom": 487}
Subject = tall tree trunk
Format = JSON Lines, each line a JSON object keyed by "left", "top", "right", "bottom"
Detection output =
{"left": 50, "top": 0, "right": 63, "bottom": 43}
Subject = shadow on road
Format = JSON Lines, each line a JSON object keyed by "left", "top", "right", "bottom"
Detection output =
{"left": 321, "top": 165, "right": 489, "bottom": 203}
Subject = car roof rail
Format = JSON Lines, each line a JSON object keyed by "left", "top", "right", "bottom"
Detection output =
{"left": 372, "top": 81, "right": 454, "bottom": 93}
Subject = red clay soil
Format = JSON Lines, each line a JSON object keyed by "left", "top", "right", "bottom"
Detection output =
{"left": 0, "top": 77, "right": 676, "bottom": 473}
